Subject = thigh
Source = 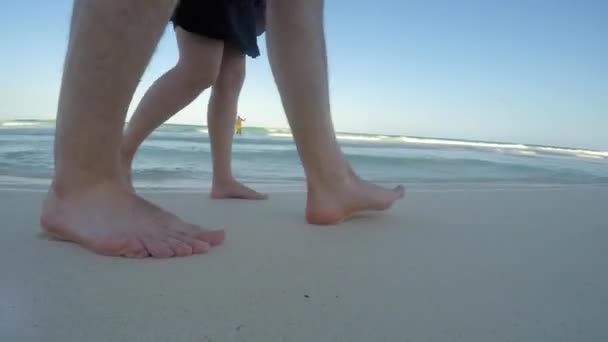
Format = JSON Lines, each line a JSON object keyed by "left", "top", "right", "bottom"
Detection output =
{"left": 175, "top": 27, "right": 224, "bottom": 74}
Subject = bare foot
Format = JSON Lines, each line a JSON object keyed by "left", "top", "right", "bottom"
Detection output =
{"left": 41, "top": 180, "right": 225, "bottom": 258}
{"left": 306, "top": 173, "right": 405, "bottom": 225}
{"left": 210, "top": 179, "right": 268, "bottom": 200}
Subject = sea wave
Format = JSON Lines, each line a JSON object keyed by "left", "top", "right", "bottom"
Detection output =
{"left": 336, "top": 134, "right": 383, "bottom": 142}
{"left": 2, "top": 121, "right": 606, "bottom": 165}
{"left": 140, "top": 125, "right": 608, "bottom": 161}
{"left": 399, "top": 136, "right": 529, "bottom": 150}
{"left": 266, "top": 129, "right": 607, "bottom": 161}
{"left": 268, "top": 133, "right": 293, "bottom": 138}
{"left": 0, "top": 120, "right": 54, "bottom": 127}
{"left": 535, "top": 146, "right": 608, "bottom": 159}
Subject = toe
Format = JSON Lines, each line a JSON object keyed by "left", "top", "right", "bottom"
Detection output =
{"left": 252, "top": 192, "right": 269, "bottom": 200}
{"left": 178, "top": 223, "right": 226, "bottom": 246}
{"left": 240, "top": 185, "right": 268, "bottom": 200}
{"left": 194, "top": 227, "right": 226, "bottom": 246}
{"left": 124, "top": 249, "right": 149, "bottom": 258}
{"left": 122, "top": 238, "right": 149, "bottom": 258}
{"left": 166, "top": 237, "right": 194, "bottom": 257}
{"left": 169, "top": 232, "right": 210, "bottom": 254}
{"left": 168, "top": 218, "right": 225, "bottom": 247}
{"left": 134, "top": 250, "right": 150, "bottom": 258}
{"left": 88, "top": 235, "right": 134, "bottom": 257}
{"left": 141, "top": 236, "right": 175, "bottom": 258}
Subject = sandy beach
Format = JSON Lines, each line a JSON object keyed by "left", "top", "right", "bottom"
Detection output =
{"left": 1, "top": 186, "right": 607, "bottom": 341}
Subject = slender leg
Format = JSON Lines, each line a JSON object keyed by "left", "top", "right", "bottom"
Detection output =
{"left": 265, "top": 0, "right": 404, "bottom": 224}
{"left": 208, "top": 46, "right": 267, "bottom": 200}
{"left": 41, "top": 0, "right": 224, "bottom": 258}
{"left": 121, "top": 28, "right": 224, "bottom": 185}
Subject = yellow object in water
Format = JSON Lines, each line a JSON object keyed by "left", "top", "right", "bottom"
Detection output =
{"left": 235, "top": 116, "right": 245, "bottom": 135}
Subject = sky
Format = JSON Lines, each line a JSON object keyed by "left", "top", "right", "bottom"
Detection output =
{"left": 0, "top": 0, "right": 606, "bottom": 150}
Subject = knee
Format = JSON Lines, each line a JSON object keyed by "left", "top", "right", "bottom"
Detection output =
{"left": 174, "top": 62, "right": 219, "bottom": 94}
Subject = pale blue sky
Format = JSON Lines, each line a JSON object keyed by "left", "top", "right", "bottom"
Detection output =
{"left": 0, "top": 0, "right": 606, "bottom": 149}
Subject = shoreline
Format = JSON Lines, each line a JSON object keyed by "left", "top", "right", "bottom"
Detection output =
{"left": 2, "top": 177, "right": 608, "bottom": 194}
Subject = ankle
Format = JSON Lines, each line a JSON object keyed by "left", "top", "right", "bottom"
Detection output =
{"left": 50, "top": 171, "right": 122, "bottom": 199}
{"left": 306, "top": 162, "right": 352, "bottom": 193}
{"left": 212, "top": 175, "right": 236, "bottom": 187}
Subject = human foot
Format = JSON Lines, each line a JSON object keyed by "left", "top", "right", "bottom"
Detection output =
{"left": 210, "top": 178, "right": 268, "bottom": 200}
{"left": 41, "top": 180, "right": 225, "bottom": 258}
{"left": 306, "top": 173, "right": 405, "bottom": 225}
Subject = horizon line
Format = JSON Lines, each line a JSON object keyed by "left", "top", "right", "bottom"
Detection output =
{"left": 1, "top": 118, "right": 607, "bottom": 153}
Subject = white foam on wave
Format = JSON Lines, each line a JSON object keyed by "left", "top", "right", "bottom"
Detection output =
{"left": 1, "top": 121, "right": 43, "bottom": 127}
{"left": 266, "top": 128, "right": 291, "bottom": 134}
{"left": 197, "top": 128, "right": 209, "bottom": 134}
{"left": 266, "top": 131, "right": 607, "bottom": 160}
{"left": 270, "top": 132, "right": 384, "bottom": 142}
{"left": 536, "top": 146, "right": 608, "bottom": 159}
{"left": 575, "top": 154, "right": 603, "bottom": 160}
{"left": 400, "top": 136, "right": 528, "bottom": 150}
{"left": 336, "top": 134, "right": 382, "bottom": 142}
{"left": 268, "top": 133, "right": 293, "bottom": 138}
{"left": 398, "top": 136, "right": 607, "bottom": 160}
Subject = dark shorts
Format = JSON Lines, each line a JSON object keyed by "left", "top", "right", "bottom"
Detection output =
{"left": 171, "top": 0, "right": 266, "bottom": 58}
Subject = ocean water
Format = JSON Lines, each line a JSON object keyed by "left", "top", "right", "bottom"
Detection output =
{"left": 1, "top": 120, "right": 607, "bottom": 190}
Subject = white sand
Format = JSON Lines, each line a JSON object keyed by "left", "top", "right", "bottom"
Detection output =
{"left": 1, "top": 187, "right": 607, "bottom": 342}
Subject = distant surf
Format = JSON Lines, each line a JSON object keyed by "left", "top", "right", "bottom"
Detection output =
{"left": 1, "top": 120, "right": 607, "bottom": 190}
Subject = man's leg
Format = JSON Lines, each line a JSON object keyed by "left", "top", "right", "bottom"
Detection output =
{"left": 121, "top": 27, "right": 224, "bottom": 186}
{"left": 208, "top": 47, "right": 267, "bottom": 200}
{"left": 41, "top": 0, "right": 224, "bottom": 258}
{"left": 265, "top": 0, "right": 404, "bottom": 224}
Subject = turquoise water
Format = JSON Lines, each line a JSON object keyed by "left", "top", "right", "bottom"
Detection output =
{"left": 1, "top": 120, "right": 607, "bottom": 190}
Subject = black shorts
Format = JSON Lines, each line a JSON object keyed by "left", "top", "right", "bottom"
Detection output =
{"left": 171, "top": 0, "right": 266, "bottom": 58}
